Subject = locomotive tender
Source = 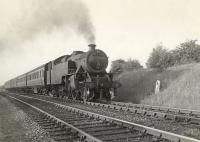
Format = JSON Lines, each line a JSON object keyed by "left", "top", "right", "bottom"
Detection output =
{"left": 4, "top": 44, "right": 120, "bottom": 102}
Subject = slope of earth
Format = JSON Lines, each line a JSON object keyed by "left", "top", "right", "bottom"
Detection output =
{"left": 142, "top": 63, "right": 200, "bottom": 110}
{"left": 114, "top": 63, "right": 200, "bottom": 110}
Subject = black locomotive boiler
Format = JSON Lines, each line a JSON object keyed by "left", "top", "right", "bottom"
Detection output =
{"left": 4, "top": 44, "right": 121, "bottom": 102}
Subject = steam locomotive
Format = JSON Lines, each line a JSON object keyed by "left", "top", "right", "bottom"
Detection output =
{"left": 4, "top": 44, "right": 121, "bottom": 102}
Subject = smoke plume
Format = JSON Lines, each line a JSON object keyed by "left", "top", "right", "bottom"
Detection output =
{"left": 0, "top": 0, "right": 95, "bottom": 51}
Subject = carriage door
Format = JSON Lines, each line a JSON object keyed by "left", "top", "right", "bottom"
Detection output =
{"left": 45, "top": 62, "right": 52, "bottom": 85}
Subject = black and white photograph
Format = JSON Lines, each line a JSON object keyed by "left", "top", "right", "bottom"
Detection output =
{"left": 0, "top": 0, "right": 200, "bottom": 141}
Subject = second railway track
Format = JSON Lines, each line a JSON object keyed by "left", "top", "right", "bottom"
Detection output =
{"left": 8, "top": 91, "right": 200, "bottom": 136}
{"left": 10, "top": 91, "right": 200, "bottom": 125}
{"left": 1, "top": 91, "right": 200, "bottom": 142}
{"left": 15, "top": 91, "right": 200, "bottom": 125}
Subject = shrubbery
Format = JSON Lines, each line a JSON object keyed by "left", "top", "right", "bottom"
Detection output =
{"left": 111, "top": 59, "right": 143, "bottom": 73}
{"left": 146, "top": 45, "right": 170, "bottom": 69}
{"left": 111, "top": 40, "right": 200, "bottom": 73}
{"left": 146, "top": 40, "right": 200, "bottom": 69}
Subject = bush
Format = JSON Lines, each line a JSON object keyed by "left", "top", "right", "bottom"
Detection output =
{"left": 123, "top": 59, "right": 143, "bottom": 71}
{"left": 146, "top": 40, "right": 200, "bottom": 69}
{"left": 110, "top": 59, "right": 126, "bottom": 73}
{"left": 111, "top": 59, "right": 143, "bottom": 73}
{"left": 172, "top": 40, "right": 200, "bottom": 64}
{"left": 146, "top": 45, "right": 170, "bottom": 69}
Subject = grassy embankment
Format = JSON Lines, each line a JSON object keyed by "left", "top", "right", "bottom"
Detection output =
{"left": 114, "top": 63, "right": 200, "bottom": 110}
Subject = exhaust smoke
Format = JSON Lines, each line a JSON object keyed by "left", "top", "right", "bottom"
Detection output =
{"left": 0, "top": 0, "right": 96, "bottom": 51}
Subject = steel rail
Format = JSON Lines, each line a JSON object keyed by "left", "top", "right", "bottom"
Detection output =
{"left": 7, "top": 95, "right": 103, "bottom": 142}
{"left": 7, "top": 91, "right": 200, "bottom": 125}
{"left": 56, "top": 98, "right": 200, "bottom": 125}
{"left": 112, "top": 101, "right": 200, "bottom": 116}
{"left": 81, "top": 101, "right": 200, "bottom": 125}
{"left": 6, "top": 90, "right": 200, "bottom": 117}
{"left": 10, "top": 93, "right": 200, "bottom": 142}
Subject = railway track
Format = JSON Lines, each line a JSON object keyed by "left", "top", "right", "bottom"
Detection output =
{"left": 111, "top": 101, "right": 200, "bottom": 123}
{"left": 5, "top": 91, "right": 200, "bottom": 139}
{"left": 2, "top": 91, "right": 200, "bottom": 142}
{"left": 14, "top": 91, "right": 200, "bottom": 126}
{"left": 69, "top": 99, "right": 200, "bottom": 126}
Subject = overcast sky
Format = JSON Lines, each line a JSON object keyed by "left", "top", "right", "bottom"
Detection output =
{"left": 0, "top": 0, "right": 200, "bottom": 85}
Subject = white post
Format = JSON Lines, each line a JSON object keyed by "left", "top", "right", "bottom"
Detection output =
{"left": 155, "top": 80, "right": 161, "bottom": 94}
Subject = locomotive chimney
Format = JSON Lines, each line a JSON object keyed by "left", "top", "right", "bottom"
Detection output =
{"left": 88, "top": 44, "right": 96, "bottom": 51}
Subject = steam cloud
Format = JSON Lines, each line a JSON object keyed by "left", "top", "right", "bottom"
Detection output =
{"left": 0, "top": 0, "right": 95, "bottom": 51}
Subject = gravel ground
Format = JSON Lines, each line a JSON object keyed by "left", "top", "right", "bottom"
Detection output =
{"left": 0, "top": 94, "right": 55, "bottom": 142}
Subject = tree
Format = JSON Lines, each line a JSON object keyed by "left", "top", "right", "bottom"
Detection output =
{"left": 146, "top": 44, "right": 170, "bottom": 69}
{"left": 173, "top": 40, "right": 200, "bottom": 64}
{"left": 110, "top": 59, "right": 125, "bottom": 73}
{"left": 111, "top": 59, "right": 143, "bottom": 73}
{"left": 146, "top": 40, "right": 200, "bottom": 69}
{"left": 123, "top": 59, "right": 143, "bottom": 71}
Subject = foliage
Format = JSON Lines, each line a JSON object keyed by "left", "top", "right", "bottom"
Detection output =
{"left": 123, "top": 59, "right": 143, "bottom": 71}
{"left": 172, "top": 40, "right": 200, "bottom": 64}
{"left": 110, "top": 59, "right": 125, "bottom": 73}
{"left": 111, "top": 58, "right": 143, "bottom": 73}
{"left": 146, "top": 45, "right": 170, "bottom": 69}
{"left": 146, "top": 40, "right": 200, "bottom": 69}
